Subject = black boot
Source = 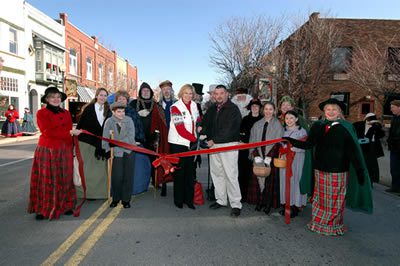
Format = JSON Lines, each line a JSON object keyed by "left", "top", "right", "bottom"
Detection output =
{"left": 160, "top": 183, "right": 167, "bottom": 197}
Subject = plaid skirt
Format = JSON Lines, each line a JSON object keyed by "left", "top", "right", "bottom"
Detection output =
{"left": 28, "top": 144, "right": 76, "bottom": 219}
{"left": 308, "top": 170, "right": 348, "bottom": 236}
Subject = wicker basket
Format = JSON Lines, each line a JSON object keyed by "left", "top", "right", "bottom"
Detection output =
{"left": 273, "top": 157, "right": 287, "bottom": 168}
{"left": 253, "top": 164, "right": 271, "bottom": 177}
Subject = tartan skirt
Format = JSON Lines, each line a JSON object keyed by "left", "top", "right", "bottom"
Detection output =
{"left": 308, "top": 170, "right": 348, "bottom": 236}
{"left": 28, "top": 144, "right": 76, "bottom": 219}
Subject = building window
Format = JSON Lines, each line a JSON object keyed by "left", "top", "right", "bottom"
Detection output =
{"left": 388, "top": 47, "right": 400, "bottom": 74}
{"left": 330, "top": 92, "right": 350, "bottom": 116}
{"left": 86, "top": 58, "right": 93, "bottom": 80}
{"left": 361, "top": 102, "right": 373, "bottom": 115}
{"left": 0, "top": 77, "right": 18, "bottom": 92}
{"left": 98, "top": 64, "right": 103, "bottom": 83}
{"left": 331, "top": 47, "right": 352, "bottom": 73}
{"left": 9, "top": 27, "right": 18, "bottom": 54}
{"left": 69, "top": 49, "right": 77, "bottom": 75}
{"left": 108, "top": 68, "right": 113, "bottom": 86}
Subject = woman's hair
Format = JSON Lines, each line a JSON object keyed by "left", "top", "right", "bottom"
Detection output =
{"left": 321, "top": 104, "right": 345, "bottom": 120}
{"left": 177, "top": 84, "right": 194, "bottom": 99}
{"left": 80, "top": 88, "right": 109, "bottom": 117}
{"left": 263, "top": 101, "right": 276, "bottom": 110}
{"left": 115, "top": 90, "right": 130, "bottom": 102}
{"left": 8, "top": 104, "right": 15, "bottom": 109}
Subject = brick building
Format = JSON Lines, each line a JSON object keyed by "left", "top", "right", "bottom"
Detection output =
{"left": 274, "top": 13, "right": 400, "bottom": 122}
{"left": 127, "top": 63, "right": 138, "bottom": 99}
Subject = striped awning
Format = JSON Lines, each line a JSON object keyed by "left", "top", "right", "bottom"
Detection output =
{"left": 77, "top": 86, "right": 94, "bottom": 102}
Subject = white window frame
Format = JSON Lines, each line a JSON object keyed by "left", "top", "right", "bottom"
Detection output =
{"left": 69, "top": 49, "right": 77, "bottom": 75}
{"left": 9, "top": 27, "right": 18, "bottom": 54}
{"left": 86, "top": 58, "right": 93, "bottom": 80}
{"left": 98, "top": 64, "right": 103, "bottom": 83}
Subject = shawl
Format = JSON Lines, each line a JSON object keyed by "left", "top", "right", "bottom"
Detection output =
{"left": 249, "top": 117, "right": 284, "bottom": 158}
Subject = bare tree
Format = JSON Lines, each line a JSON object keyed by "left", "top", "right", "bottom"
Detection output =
{"left": 270, "top": 13, "right": 341, "bottom": 118}
{"left": 209, "top": 16, "right": 284, "bottom": 93}
{"left": 347, "top": 40, "right": 400, "bottom": 116}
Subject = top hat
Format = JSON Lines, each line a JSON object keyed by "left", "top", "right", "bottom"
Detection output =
{"left": 192, "top": 83, "right": 204, "bottom": 95}
{"left": 41, "top": 86, "right": 67, "bottom": 103}
{"left": 318, "top": 98, "right": 346, "bottom": 111}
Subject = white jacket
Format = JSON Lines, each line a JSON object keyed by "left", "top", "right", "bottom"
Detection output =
{"left": 168, "top": 99, "right": 199, "bottom": 148}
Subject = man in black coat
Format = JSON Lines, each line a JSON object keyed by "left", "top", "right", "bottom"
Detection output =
{"left": 202, "top": 85, "right": 242, "bottom": 217}
{"left": 387, "top": 100, "right": 400, "bottom": 193}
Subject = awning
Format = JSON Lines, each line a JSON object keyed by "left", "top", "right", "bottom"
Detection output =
{"left": 32, "top": 32, "right": 66, "bottom": 51}
{"left": 77, "top": 86, "right": 94, "bottom": 102}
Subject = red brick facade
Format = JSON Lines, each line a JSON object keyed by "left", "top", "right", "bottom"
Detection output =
{"left": 60, "top": 13, "right": 117, "bottom": 94}
{"left": 127, "top": 63, "right": 138, "bottom": 99}
{"left": 286, "top": 15, "right": 400, "bottom": 122}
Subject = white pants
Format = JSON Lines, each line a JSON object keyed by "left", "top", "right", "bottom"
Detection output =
{"left": 209, "top": 142, "right": 242, "bottom": 209}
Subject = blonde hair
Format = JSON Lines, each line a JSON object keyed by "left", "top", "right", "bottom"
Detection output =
{"left": 177, "top": 84, "right": 194, "bottom": 99}
{"left": 322, "top": 104, "right": 344, "bottom": 120}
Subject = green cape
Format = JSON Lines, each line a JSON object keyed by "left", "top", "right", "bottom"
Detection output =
{"left": 300, "top": 119, "right": 373, "bottom": 213}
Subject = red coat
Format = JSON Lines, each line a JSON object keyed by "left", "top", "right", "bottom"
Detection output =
{"left": 37, "top": 108, "right": 73, "bottom": 148}
{"left": 5, "top": 110, "right": 19, "bottom": 123}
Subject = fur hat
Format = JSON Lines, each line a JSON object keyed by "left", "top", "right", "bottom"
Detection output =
{"left": 159, "top": 80, "right": 172, "bottom": 89}
{"left": 318, "top": 98, "right": 346, "bottom": 112}
{"left": 41, "top": 86, "right": 67, "bottom": 103}
{"left": 110, "top": 101, "right": 126, "bottom": 111}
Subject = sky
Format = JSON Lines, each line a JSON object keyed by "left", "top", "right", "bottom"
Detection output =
{"left": 27, "top": 0, "right": 400, "bottom": 93}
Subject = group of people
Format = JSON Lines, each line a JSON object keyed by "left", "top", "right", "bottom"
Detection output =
{"left": 27, "top": 82, "right": 400, "bottom": 236}
{"left": 0, "top": 98, "right": 37, "bottom": 137}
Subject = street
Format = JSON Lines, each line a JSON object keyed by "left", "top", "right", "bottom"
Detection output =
{"left": 0, "top": 139, "right": 399, "bottom": 265}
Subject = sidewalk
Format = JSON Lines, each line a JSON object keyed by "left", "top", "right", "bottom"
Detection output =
{"left": 0, "top": 134, "right": 40, "bottom": 145}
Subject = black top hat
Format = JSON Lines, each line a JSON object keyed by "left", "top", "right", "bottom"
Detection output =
{"left": 246, "top": 98, "right": 262, "bottom": 110}
{"left": 41, "top": 86, "right": 67, "bottom": 103}
{"left": 192, "top": 83, "right": 204, "bottom": 95}
{"left": 318, "top": 97, "right": 346, "bottom": 111}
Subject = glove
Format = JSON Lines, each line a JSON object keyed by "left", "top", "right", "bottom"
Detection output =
{"left": 282, "top": 136, "right": 293, "bottom": 143}
{"left": 94, "top": 147, "right": 102, "bottom": 160}
{"left": 264, "top": 156, "right": 272, "bottom": 166}
{"left": 254, "top": 156, "right": 263, "bottom": 164}
{"left": 189, "top": 141, "right": 198, "bottom": 151}
{"left": 199, "top": 139, "right": 209, "bottom": 149}
{"left": 356, "top": 169, "right": 365, "bottom": 186}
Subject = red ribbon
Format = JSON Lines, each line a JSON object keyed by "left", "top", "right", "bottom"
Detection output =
{"left": 73, "top": 136, "right": 87, "bottom": 217}
{"left": 78, "top": 129, "right": 295, "bottom": 224}
{"left": 279, "top": 144, "right": 295, "bottom": 224}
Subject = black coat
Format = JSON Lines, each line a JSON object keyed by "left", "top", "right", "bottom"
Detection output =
{"left": 202, "top": 100, "right": 241, "bottom": 144}
{"left": 353, "top": 121, "right": 385, "bottom": 158}
{"left": 77, "top": 104, "right": 110, "bottom": 148}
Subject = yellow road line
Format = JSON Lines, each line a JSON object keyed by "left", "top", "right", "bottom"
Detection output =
{"left": 41, "top": 200, "right": 110, "bottom": 266}
{"left": 65, "top": 204, "right": 123, "bottom": 266}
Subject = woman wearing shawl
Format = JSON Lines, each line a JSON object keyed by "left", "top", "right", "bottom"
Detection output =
{"left": 248, "top": 101, "right": 284, "bottom": 214}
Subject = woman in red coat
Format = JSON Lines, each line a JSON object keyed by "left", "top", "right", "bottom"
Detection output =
{"left": 1, "top": 104, "right": 22, "bottom": 137}
{"left": 28, "top": 86, "right": 81, "bottom": 220}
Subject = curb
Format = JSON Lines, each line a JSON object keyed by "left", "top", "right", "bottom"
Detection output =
{"left": 0, "top": 134, "right": 40, "bottom": 145}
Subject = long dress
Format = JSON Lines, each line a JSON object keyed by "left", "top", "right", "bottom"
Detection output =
{"left": 247, "top": 118, "right": 284, "bottom": 211}
{"left": 238, "top": 114, "right": 262, "bottom": 201}
{"left": 279, "top": 126, "right": 307, "bottom": 207}
{"left": 76, "top": 104, "right": 109, "bottom": 199}
{"left": 28, "top": 106, "right": 76, "bottom": 219}
{"left": 1, "top": 109, "right": 22, "bottom": 137}
{"left": 21, "top": 112, "right": 37, "bottom": 135}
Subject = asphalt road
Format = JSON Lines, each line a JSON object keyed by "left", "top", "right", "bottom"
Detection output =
{"left": 0, "top": 140, "right": 399, "bottom": 265}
